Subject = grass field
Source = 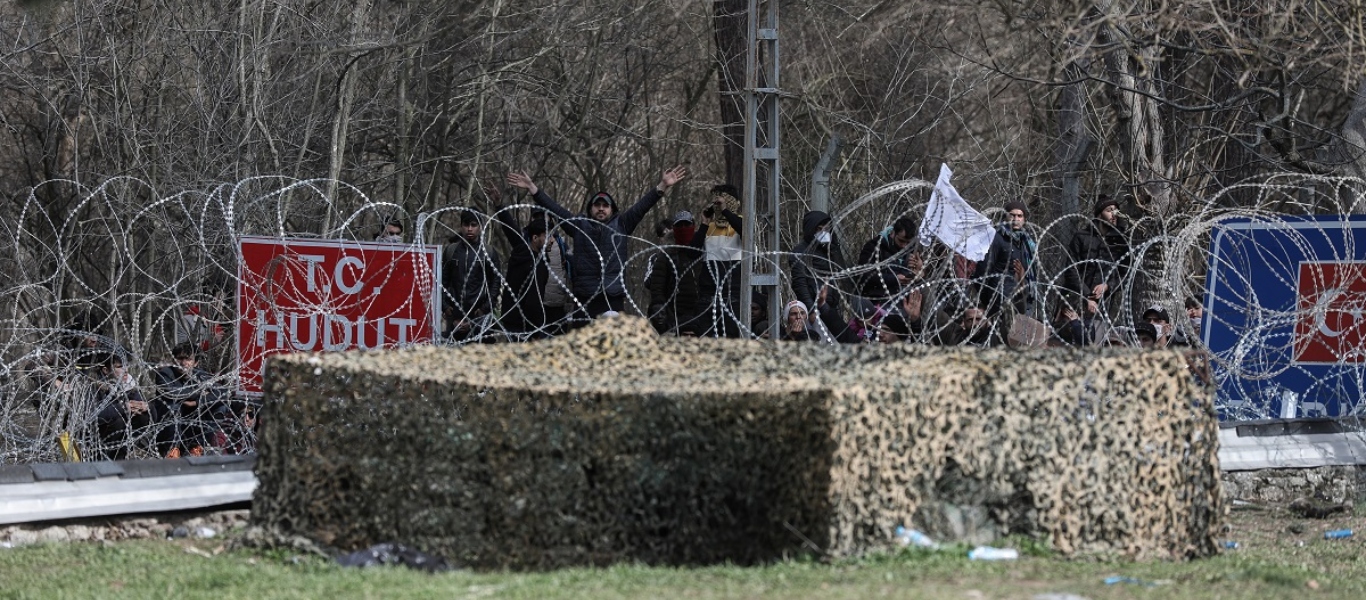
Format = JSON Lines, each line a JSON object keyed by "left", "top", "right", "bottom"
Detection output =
{"left": 0, "top": 508, "right": 1359, "bottom": 599}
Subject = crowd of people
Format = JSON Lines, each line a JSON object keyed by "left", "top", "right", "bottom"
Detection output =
{"left": 427, "top": 168, "right": 1203, "bottom": 354}
{"left": 19, "top": 311, "right": 253, "bottom": 462}
{"left": 15, "top": 168, "right": 1209, "bottom": 462}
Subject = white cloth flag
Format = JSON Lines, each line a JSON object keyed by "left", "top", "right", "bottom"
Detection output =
{"left": 918, "top": 163, "right": 995, "bottom": 262}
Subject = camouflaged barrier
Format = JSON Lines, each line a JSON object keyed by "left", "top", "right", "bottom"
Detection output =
{"left": 252, "top": 317, "right": 1222, "bottom": 568}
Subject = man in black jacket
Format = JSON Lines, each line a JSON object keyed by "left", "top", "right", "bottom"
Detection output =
{"left": 1061, "top": 195, "right": 1131, "bottom": 314}
{"left": 856, "top": 215, "right": 920, "bottom": 302}
{"left": 507, "top": 166, "right": 688, "bottom": 323}
{"left": 790, "top": 211, "right": 847, "bottom": 310}
{"left": 152, "top": 343, "right": 232, "bottom": 457}
{"left": 975, "top": 201, "right": 1037, "bottom": 317}
{"left": 492, "top": 201, "right": 552, "bottom": 340}
{"left": 790, "top": 210, "right": 858, "bottom": 341}
{"left": 646, "top": 211, "right": 706, "bottom": 335}
{"left": 442, "top": 210, "right": 503, "bottom": 342}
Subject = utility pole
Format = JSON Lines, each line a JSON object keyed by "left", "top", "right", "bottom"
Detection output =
{"left": 739, "top": 0, "right": 781, "bottom": 339}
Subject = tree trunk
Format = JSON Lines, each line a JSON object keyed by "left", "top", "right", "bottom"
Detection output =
{"left": 1340, "top": 78, "right": 1366, "bottom": 213}
{"left": 713, "top": 0, "right": 746, "bottom": 189}
{"left": 323, "top": 0, "right": 375, "bottom": 234}
{"left": 1054, "top": 59, "right": 1093, "bottom": 218}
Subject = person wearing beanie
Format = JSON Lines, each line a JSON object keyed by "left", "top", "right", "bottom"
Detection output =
{"left": 974, "top": 200, "right": 1038, "bottom": 318}
{"left": 1061, "top": 193, "right": 1132, "bottom": 315}
{"left": 507, "top": 165, "right": 689, "bottom": 325}
{"left": 779, "top": 300, "right": 821, "bottom": 342}
{"left": 1093, "top": 195, "right": 1119, "bottom": 218}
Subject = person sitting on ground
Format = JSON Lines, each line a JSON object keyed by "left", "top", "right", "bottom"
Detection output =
{"left": 876, "top": 313, "right": 912, "bottom": 344}
{"left": 1134, "top": 321, "right": 1160, "bottom": 349}
{"left": 152, "top": 343, "right": 230, "bottom": 457}
{"left": 508, "top": 165, "right": 688, "bottom": 323}
{"left": 1054, "top": 298, "right": 1103, "bottom": 347}
{"left": 94, "top": 353, "right": 151, "bottom": 461}
{"left": 942, "top": 305, "right": 1005, "bottom": 348}
{"left": 749, "top": 288, "right": 771, "bottom": 339}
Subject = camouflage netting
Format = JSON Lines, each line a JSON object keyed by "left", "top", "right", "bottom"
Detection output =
{"left": 252, "top": 316, "right": 1222, "bottom": 568}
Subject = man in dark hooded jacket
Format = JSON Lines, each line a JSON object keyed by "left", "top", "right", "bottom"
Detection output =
{"left": 507, "top": 166, "right": 688, "bottom": 321}
{"left": 645, "top": 211, "right": 706, "bottom": 335}
{"left": 790, "top": 211, "right": 848, "bottom": 311}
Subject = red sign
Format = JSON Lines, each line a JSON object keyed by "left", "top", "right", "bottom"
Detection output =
{"left": 1294, "top": 262, "right": 1366, "bottom": 364}
{"left": 236, "top": 236, "right": 441, "bottom": 394}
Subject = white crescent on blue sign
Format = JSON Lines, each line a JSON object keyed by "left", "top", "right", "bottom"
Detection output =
{"left": 1204, "top": 215, "right": 1366, "bottom": 422}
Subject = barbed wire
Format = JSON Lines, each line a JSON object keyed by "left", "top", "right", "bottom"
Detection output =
{"left": 3, "top": 173, "right": 1366, "bottom": 463}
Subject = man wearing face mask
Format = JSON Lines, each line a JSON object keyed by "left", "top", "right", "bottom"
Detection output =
{"left": 1142, "top": 304, "right": 1190, "bottom": 347}
{"left": 790, "top": 211, "right": 849, "bottom": 316}
{"left": 645, "top": 211, "right": 705, "bottom": 335}
{"left": 374, "top": 218, "right": 403, "bottom": 244}
{"left": 1185, "top": 297, "right": 1203, "bottom": 338}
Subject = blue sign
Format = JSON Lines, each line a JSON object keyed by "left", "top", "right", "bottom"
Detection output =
{"left": 1204, "top": 215, "right": 1366, "bottom": 421}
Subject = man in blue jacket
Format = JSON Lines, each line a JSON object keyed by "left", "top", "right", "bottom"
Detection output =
{"left": 506, "top": 166, "right": 688, "bottom": 322}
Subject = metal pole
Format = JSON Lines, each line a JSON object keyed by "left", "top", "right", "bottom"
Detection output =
{"left": 740, "top": 0, "right": 781, "bottom": 339}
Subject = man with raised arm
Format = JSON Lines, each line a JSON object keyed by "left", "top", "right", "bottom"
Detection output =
{"left": 506, "top": 166, "right": 689, "bottom": 322}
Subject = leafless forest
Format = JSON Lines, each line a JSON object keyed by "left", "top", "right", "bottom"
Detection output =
{"left": 3, "top": 1, "right": 1366, "bottom": 457}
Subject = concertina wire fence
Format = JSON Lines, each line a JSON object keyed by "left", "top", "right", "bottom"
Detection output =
{"left": 3, "top": 173, "right": 1366, "bottom": 464}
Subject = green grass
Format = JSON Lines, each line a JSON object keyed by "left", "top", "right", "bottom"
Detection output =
{"left": 0, "top": 513, "right": 1360, "bottom": 599}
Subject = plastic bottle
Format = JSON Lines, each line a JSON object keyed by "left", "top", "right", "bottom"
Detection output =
{"left": 894, "top": 526, "right": 938, "bottom": 549}
{"left": 1325, "top": 529, "right": 1353, "bottom": 540}
{"left": 967, "top": 546, "right": 1019, "bottom": 561}
{"left": 1223, "top": 541, "right": 1239, "bottom": 549}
